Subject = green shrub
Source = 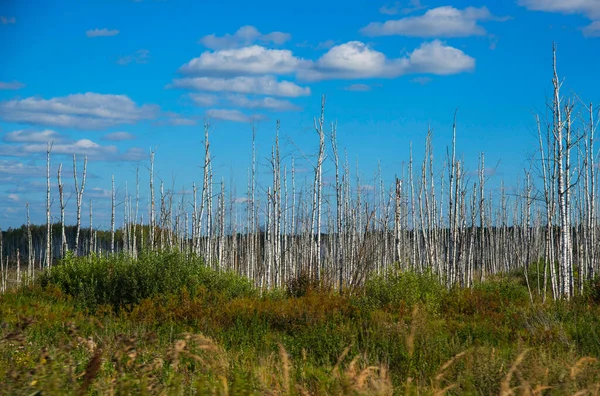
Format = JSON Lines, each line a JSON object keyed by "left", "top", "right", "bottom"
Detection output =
{"left": 507, "top": 259, "right": 553, "bottom": 291}
{"left": 473, "top": 277, "right": 530, "bottom": 306}
{"left": 286, "top": 271, "right": 323, "bottom": 298}
{"left": 40, "top": 249, "right": 255, "bottom": 311}
{"left": 363, "top": 268, "right": 447, "bottom": 314}
{"left": 583, "top": 275, "right": 600, "bottom": 305}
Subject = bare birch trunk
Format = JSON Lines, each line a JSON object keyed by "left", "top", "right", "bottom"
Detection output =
{"left": 150, "top": 149, "right": 156, "bottom": 252}
{"left": 89, "top": 199, "right": 93, "bottom": 256}
{"left": 312, "top": 96, "right": 326, "bottom": 280}
{"left": 330, "top": 122, "right": 343, "bottom": 291}
{"left": 57, "top": 163, "right": 67, "bottom": 257}
{"left": 27, "top": 203, "right": 33, "bottom": 282}
{"left": 111, "top": 174, "right": 116, "bottom": 255}
{"left": 46, "top": 142, "right": 52, "bottom": 268}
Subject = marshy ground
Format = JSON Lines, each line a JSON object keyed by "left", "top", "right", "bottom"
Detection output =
{"left": 2, "top": 250, "right": 600, "bottom": 395}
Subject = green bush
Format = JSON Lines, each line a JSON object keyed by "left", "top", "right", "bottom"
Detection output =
{"left": 473, "top": 277, "right": 531, "bottom": 307}
{"left": 583, "top": 275, "right": 600, "bottom": 304}
{"left": 507, "top": 259, "right": 553, "bottom": 291}
{"left": 285, "top": 271, "right": 322, "bottom": 298}
{"left": 40, "top": 249, "right": 255, "bottom": 311}
{"left": 363, "top": 268, "right": 447, "bottom": 314}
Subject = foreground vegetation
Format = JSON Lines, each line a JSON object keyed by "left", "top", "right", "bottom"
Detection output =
{"left": 2, "top": 251, "right": 600, "bottom": 395}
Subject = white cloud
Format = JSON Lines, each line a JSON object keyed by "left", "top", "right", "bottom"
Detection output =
{"left": 117, "top": 49, "right": 150, "bottom": 65}
{"left": 102, "top": 132, "right": 136, "bottom": 141}
{"left": 179, "top": 45, "right": 306, "bottom": 76}
{"left": 318, "top": 42, "right": 387, "bottom": 72}
{"left": 261, "top": 32, "right": 290, "bottom": 44}
{"left": 226, "top": 95, "right": 300, "bottom": 111}
{"left": 0, "top": 81, "right": 25, "bottom": 90}
{"left": 1, "top": 16, "right": 16, "bottom": 25}
{"left": 169, "top": 76, "right": 311, "bottom": 97}
{"left": 0, "top": 160, "right": 44, "bottom": 177}
{"left": 172, "top": 39, "right": 474, "bottom": 90}
{"left": 297, "top": 41, "right": 389, "bottom": 80}
{"left": 86, "top": 28, "right": 120, "bottom": 37}
{"left": 361, "top": 6, "right": 507, "bottom": 37}
{"left": 406, "top": 40, "right": 475, "bottom": 74}
{"left": 200, "top": 25, "right": 291, "bottom": 50}
{"left": 189, "top": 93, "right": 220, "bottom": 107}
{"left": 3, "top": 129, "right": 64, "bottom": 143}
{"left": 7, "top": 193, "right": 20, "bottom": 202}
{"left": 0, "top": 139, "right": 147, "bottom": 161}
{"left": 519, "top": 0, "right": 600, "bottom": 37}
{"left": 518, "top": 0, "right": 600, "bottom": 19}
{"left": 0, "top": 93, "right": 159, "bottom": 130}
{"left": 298, "top": 40, "right": 474, "bottom": 81}
{"left": 582, "top": 20, "right": 600, "bottom": 36}
{"left": 14, "top": 139, "right": 118, "bottom": 157}
{"left": 207, "top": 109, "right": 265, "bottom": 123}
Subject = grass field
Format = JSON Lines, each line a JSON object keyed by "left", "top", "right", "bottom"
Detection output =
{"left": 2, "top": 250, "right": 600, "bottom": 395}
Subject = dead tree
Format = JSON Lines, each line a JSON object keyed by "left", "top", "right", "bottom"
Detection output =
{"left": 73, "top": 154, "right": 87, "bottom": 256}
{"left": 149, "top": 149, "right": 156, "bottom": 252}
{"left": 89, "top": 199, "right": 93, "bottom": 255}
{"left": 58, "top": 163, "right": 67, "bottom": 257}
{"left": 199, "top": 122, "right": 211, "bottom": 261}
{"left": 46, "top": 142, "right": 53, "bottom": 268}
{"left": 312, "top": 95, "right": 326, "bottom": 280}
{"left": 27, "top": 203, "right": 33, "bottom": 282}
{"left": 330, "top": 121, "right": 343, "bottom": 290}
{"left": 111, "top": 174, "right": 116, "bottom": 255}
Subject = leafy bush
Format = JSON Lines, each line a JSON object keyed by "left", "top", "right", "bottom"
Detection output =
{"left": 507, "top": 259, "right": 553, "bottom": 291}
{"left": 40, "top": 249, "right": 255, "bottom": 311}
{"left": 285, "top": 271, "right": 323, "bottom": 298}
{"left": 473, "top": 277, "right": 531, "bottom": 307}
{"left": 583, "top": 275, "right": 600, "bottom": 304}
{"left": 363, "top": 268, "right": 447, "bottom": 314}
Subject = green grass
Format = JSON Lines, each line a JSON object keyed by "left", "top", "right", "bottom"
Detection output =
{"left": 2, "top": 251, "right": 600, "bottom": 394}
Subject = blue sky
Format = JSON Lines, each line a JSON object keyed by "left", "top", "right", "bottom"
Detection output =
{"left": 0, "top": 0, "right": 599, "bottom": 229}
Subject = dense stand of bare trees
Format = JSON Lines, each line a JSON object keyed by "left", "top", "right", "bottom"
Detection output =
{"left": 1, "top": 47, "right": 598, "bottom": 300}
